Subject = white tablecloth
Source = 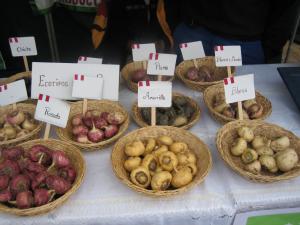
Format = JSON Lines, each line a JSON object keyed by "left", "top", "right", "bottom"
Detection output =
{"left": 0, "top": 64, "right": 299, "bottom": 225}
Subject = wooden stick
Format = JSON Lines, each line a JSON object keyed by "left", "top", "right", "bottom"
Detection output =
{"left": 142, "top": 60, "right": 147, "bottom": 69}
{"left": 43, "top": 123, "right": 51, "bottom": 140}
{"left": 227, "top": 66, "right": 243, "bottom": 120}
{"left": 83, "top": 99, "right": 88, "bottom": 115}
{"left": 193, "top": 59, "right": 198, "bottom": 69}
{"left": 12, "top": 103, "right": 17, "bottom": 111}
{"left": 23, "top": 56, "right": 29, "bottom": 72}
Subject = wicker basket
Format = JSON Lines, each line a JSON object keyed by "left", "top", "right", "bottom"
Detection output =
{"left": 175, "top": 56, "right": 234, "bottom": 92}
{"left": 111, "top": 126, "right": 212, "bottom": 196}
{"left": 203, "top": 83, "right": 272, "bottom": 124}
{"left": 56, "top": 100, "right": 130, "bottom": 151}
{"left": 0, "top": 138, "right": 85, "bottom": 216}
{"left": 0, "top": 103, "right": 43, "bottom": 148}
{"left": 121, "top": 61, "right": 174, "bottom": 93}
{"left": 216, "top": 120, "right": 300, "bottom": 183}
{"left": 131, "top": 92, "right": 201, "bottom": 129}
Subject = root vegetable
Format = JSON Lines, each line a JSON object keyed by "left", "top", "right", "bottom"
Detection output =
{"left": 259, "top": 155, "right": 277, "bottom": 172}
{"left": 0, "top": 175, "right": 9, "bottom": 190}
{"left": 131, "top": 69, "right": 147, "bottom": 83}
{"left": 10, "top": 174, "right": 30, "bottom": 194}
{"left": 141, "top": 154, "right": 157, "bottom": 174}
{"left": 0, "top": 160, "right": 20, "bottom": 177}
{"left": 124, "top": 157, "right": 141, "bottom": 172}
{"left": 275, "top": 148, "right": 299, "bottom": 172}
{"left": 71, "top": 114, "right": 82, "bottom": 126}
{"left": 0, "top": 189, "right": 12, "bottom": 202}
{"left": 245, "top": 160, "right": 261, "bottom": 174}
{"left": 46, "top": 175, "right": 71, "bottom": 194}
{"left": 222, "top": 107, "right": 235, "bottom": 118}
{"left": 247, "top": 103, "right": 263, "bottom": 119}
{"left": 3, "top": 126, "right": 17, "bottom": 140}
{"left": 6, "top": 111, "right": 25, "bottom": 125}
{"left": 125, "top": 141, "right": 145, "bottom": 157}
{"left": 72, "top": 125, "right": 88, "bottom": 136}
{"left": 130, "top": 166, "right": 151, "bottom": 188}
{"left": 170, "top": 142, "right": 188, "bottom": 154}
{"left": 237, "top": 126, "right": 254, "bottom": 142}
{"left": 185, "top": 163, "right": 198, "bottom": 176}
{"left": 100, "top": 112, "right": 109, "bottom": 121}
{"left": 143, "top": 138, "right": 156, "bottom": 156}
{"left": 28, "top": 145, "right": 51, "bottom": 162}
{"left": 76, "top": 134, "right": 89, "bottom": 143}
{"left": 49, "top": 151, "right": 70, "bottom": 169}
{"left": 198, "top": 66, "right": 212, "bottom": 81}
{"left": 256, "top": 146, "right": 274, "bottom": 156}
{"left": 103, "top": 124, "right": 119, "bottom": 138}
{"left": 172, "top": 116, "right": 188, "bottom": 127}
{"left": 157, "top": 136, "right": 173, "bottom": 146}
{"left": 271, "top": 136, "right": 290, "bottom": 152}
{"left": 87, "top": 124, "right": 105, "bottom": 143}
{"left": 16, "top": 191, "right": 33, "bottom": 209}
{"left": 93, "top": 116, "right": 107, "bottom": 129}
{"left": 159, "top": 151, "right": 178, "bottom": 172}
{"left": 106, "top": 112, "right": 125, "bottom": 125}
{"left": 151, "top": 171, "right": 172, "bottom": 190}
{"left": 153, "top": 145, "right": 168, "bottom": 158}
{"left": 230, "top": 138, "right": 247, "bottom": 156}
{"left": 58, "top": 166, "right": 77, "bottom": 183}
{"left": 243, "top": 99, "right": 256, "bottom": 110}
{"left": 2, "top": 146, "right": 24, "bottom": 161}
{"left": 21, "top": 118, "right": 37, "bottom": 131}
{"left": 252, "top": 136, "right": 270, "bottom": 149}
{"left": 241, "top": 149, "right": 258, "bottom": 164}
{"left": 31, "top": 171, "right": 49, "bottom": 190}
{"left": 176, "top": 152, "right": 196, "bottom": 166}
{"left": 34, "top": 188, "right": 55, "bottom": 206}
{"left": 171, "top": 167, "right": 193, "bottom": 188}
{"left": 185, "top": 67, "right": 199, "bottom": 81}
{"left": 82, "top": 114, "right": 93, "bottom": 128}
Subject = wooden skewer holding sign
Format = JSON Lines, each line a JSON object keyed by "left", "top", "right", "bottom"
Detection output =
{"left": 43, "top": 123, "right": 51, "bottom": 140}
{"left": 227, "top": 66, "right": 243, "bottom": 120}
{"left": 192, "top": 59, "right": 198, "bottom": 69}
{"left": 23, "top": 56, "right": 30, "bottom": 72}
{"left": 83, "top": 99, "right": 88, "bottom": 115}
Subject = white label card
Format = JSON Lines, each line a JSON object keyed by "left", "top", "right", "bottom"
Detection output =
{"left": 78, "top": 56, "right": 103, "bottom": 64}
{"left": 31, "top": 62, "right": 119, "bottom": 101}
{"left": 180, "top": 41, "right": 205, "bottom": 60}
{"left": 147, "top": 53, "right": 177, "bottom": 76}
{"left": 132, "top": 43, "right": 156, "bottom": 62}
{"left": 224, "top": 74, "right": 255, "bottom": 104}
{"left": 9, "top": 37, "right": 37, "bottom": 57}
{"left": 0, "top": 80, "right": 28, "bottom": 106}
{"left": 72, "top": 74, "right": 103, "bottom": 99}
{"left": 138, "top": 81, "right": 172, "bottom": 107}
{"left": 214, "top": 45, "right": 242, "bottom": 67}
{"left": 34, "top": 94, "right": 70, "bottom": 128}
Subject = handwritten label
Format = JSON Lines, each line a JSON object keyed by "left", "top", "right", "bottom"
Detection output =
{"left": 9, "top": 37, "right": 37, "bottom": 57}
{"left": 180, "top": 41, "right": 205, "bottom": 60}
{"left": 0, "top": 80, "right": 28, "bottom": 106}
{"left": 138, "top": 81, "right": 172, "bottom": 107}
{"left": 147, "top": 53, "right": 177, "bottom": 76}
{"left": 34, "top": 94, "right": 70, "bottom": 128}
{"left": 78, "top": 56, "right": 103, "bottom": 64}
{"left": 214, "top": 45, "right": 242, "bottom": 67}
{"left": 72, "top": 74, "right": 103, "bottom": 99}
{"left": 31, "top": 62, "right": 119, "bottom": 101}
{"left": 132, "top": 43, "right": 156, "bottom": 62}
{"left": 224, "top": 74, "right": 255, "bottom": 104}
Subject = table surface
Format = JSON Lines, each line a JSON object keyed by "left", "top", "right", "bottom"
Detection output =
{"left": 1, "top": 63, "right": 300, "bottom": 225}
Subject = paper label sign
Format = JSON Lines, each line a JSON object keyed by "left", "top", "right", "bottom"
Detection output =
{"left": 180, "top": 41, "right": 205, "bottom": 60}
{"left": 214, "top": 45, "right": 242, "bottom": 67}
{"left": 132, "top": 43, "right": 156, "bottom": 62}
{"left": 0, "top": 80, "right": 28, "bottom": 106}
{"left": 147, "top": 53, "right": 177, "bottom": 76}
{"left": 138, "top": 81, "right": 172, "bottom": 107}
{"left": 224, "top": 74, "right": 255, "bottom": 104}
{"left": 72, "top": 74, "right": 103, "bottom": 99}
{"left": 31, "top": 62, "right": 119, "bottom": 101}
{"left": 78, "top": 56, "right": 103, "bottom": 64}
{"left": 9, "top": 37, "right": 37, "bottom": 57}
{"left": 34, "top": 94, "right": 70, "bottom": 128}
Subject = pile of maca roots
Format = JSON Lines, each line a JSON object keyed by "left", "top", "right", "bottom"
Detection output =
{"left": 0, "top": 145, "right": 76, "bottom": 209}
{"left": 130, "top": 69, "right": 169, "bottom": 83}
{"left": 185, "top": 66, "right": 220, "bottom": 82}
{"left": 0, "top": 110, "right": 38, "bottom": 141}
{"left": 71, "top": 110, "right": 125, "bottom": 143}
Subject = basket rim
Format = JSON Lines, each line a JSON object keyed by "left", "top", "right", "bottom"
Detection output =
{"left": 0, "top": 103, "right": 43, "bottom": 146}
{"left": 203, "top": 83, "right": 272, "bottom": 123}
{"left": 216, "top": 120, "right": 300, "bottom": 183}
{"left": 111, "top": 126, "right": 212, "bottom": 197}
{"left": 0, "top": 138, "right": 85, "bottom": 216}
{"left": 56, "top": 99, "right": 130, "bottom": 151}
{"left": 131, "top": 92, "right": 201, "bottom": 130}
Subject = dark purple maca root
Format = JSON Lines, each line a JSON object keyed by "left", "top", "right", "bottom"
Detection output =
{"left": 1, "top": 146, "right": 24, "bottom": 161}
{"left": 34, "top": 188, "right": 54, "bottom": 207}
{"left": 46, "top": 175, "right": 71, "bottom": 195}
{"left": 27, "top": 145, "right": 52, "bottom": 165}
{"left": 0, "top": 189, "right": 12, "bottom": 202}
{"left": 10, "top": 174, "right": 30, "bottom": 195}
{"left": 0, "top": 160, "right": 20, "bottom": 177}
{"left": 16, "top": 191, "right": 33, "bottom": 209}
{"left": 0, "top": 175, "right": 10, "bottom": 190}
{"left": 49, "top": 151, "right": 71, "bottom": 169}
{"left": 58, "top": 166, "right": 77, "bottom": 184}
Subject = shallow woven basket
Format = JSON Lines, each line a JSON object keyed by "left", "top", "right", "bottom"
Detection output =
{"left": 175, "top": 56, "right": 234, "bottom": 92}
{"left": 0, "top": 103, "right": 43, "bottom": 148}
{"left": 216, "top": 120, "right": 300, "bottom": 183}
{"left": 203, "top": 83, "right": 272, "bottom": 124}
{"left": 121, "top": 61, "right": 174, "bottom": 93}
{"left": 111, "top": 126, "right": 212, "bottom": 197}
{"left": 131, "top": 92, "right": 201, "bottom": 130}
{"left": 56, "top": 100, "right": 130, "bottom": 151}
{"left": 0, "top": 138, "right": 85, "bottom": 216}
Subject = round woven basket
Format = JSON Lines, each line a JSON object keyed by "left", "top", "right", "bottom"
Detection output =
{"left": 0, "top": 103, "right": 43, "bottom": 148}
{"left": 203, "top": 83, "right": 272, "bottom": 124}
{"left": 216, "top": 120, "right": 300, "bottom": 183}
{"left": 175, "top": 56, "right": 234, "bottom": 92}
{"left": 0, "top": 138, "right": 85, "bottom": 216}
{"left": 131, "top": 92, "right": 201, "bottom": 130}
{"left": 121, "top": 61, "right": 174, "bottom": 93}
{"left": 111, "top": 126, "right": 212, "bottom": 197}
{"left": 56, "top": 100, "right": 130, "bottom": 151}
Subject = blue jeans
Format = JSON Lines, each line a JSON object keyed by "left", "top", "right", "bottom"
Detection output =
{"left": 174, "top": 23, "right": 265, "bottom": 65}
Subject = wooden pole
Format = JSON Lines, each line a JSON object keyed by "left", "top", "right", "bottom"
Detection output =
{"left": 227, "top": 66, "right": 243, "bottom": 120}
{"left": 83, "top": 99, "right": 88, "bottom": 115}
{"left": 43, "top": 123, "right": 51, "bottom": 140}
{"left": 23, "top": 56, "right": 29, "bottom": 72}
{"left": 12, "top": 103, "right": 17, "bottom": 111}
{"left": 193, "top": 59, "right": 198, "bottom": 69}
